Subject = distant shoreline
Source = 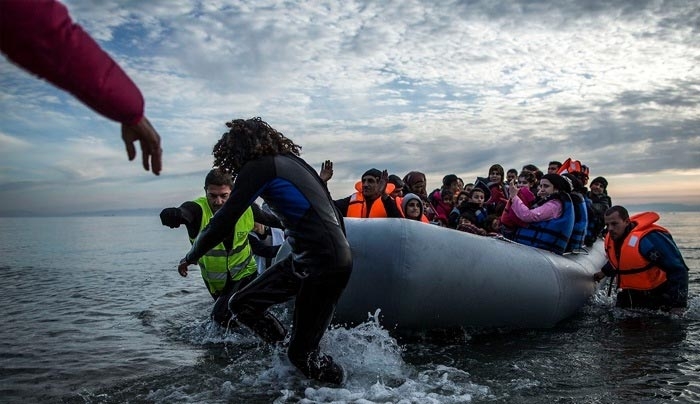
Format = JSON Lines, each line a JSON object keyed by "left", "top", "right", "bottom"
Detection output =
{"left": 1, "top": 204, "right": 699, "bottom": 218}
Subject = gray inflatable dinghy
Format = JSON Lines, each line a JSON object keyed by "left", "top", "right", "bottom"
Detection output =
{"left": 277, "top": 218, "right": 607, "bottom": 330}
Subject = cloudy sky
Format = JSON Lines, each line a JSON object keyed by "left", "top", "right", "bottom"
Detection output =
{"left": 1, "top": 0, "right": 699, "bottom": 215}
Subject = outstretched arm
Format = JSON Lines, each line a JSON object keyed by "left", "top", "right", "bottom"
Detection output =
{"left": 160, "top": 201, "right": 201, "bottom": 239}
{"left": 0, "top": 0, "right": 162, "bottom": 175}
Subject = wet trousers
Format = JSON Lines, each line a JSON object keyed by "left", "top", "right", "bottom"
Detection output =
{"left": 210, "top": 273, "right": 257, "bottom": 326}
{"left": 616, "top": 281, "right": 687, "bottom": 311}
{"left": 228, "top": 255, "right": 352, "bottom": 367}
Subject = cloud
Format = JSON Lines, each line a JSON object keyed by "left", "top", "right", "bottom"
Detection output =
{"left": 1, "top": 0, "right": 699, "bottom": 214}
{"left": 0, "top": 132, "right": 30, "bottom": 150}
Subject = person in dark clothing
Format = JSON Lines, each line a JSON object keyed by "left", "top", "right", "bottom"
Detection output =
{"left": 160, "top": 169, "right": 281, "bottom": 326}
{"left": 177, "top": 117, "right": 352, "bottom": 384}
{"left": 593, "top": 206, "right": 689, "bottom": 313}
{"left": 585, "top": 176, "right": 612, "bottom": 246}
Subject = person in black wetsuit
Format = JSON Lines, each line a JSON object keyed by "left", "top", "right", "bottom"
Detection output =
{"left": 177, "top": 117, "right": 353, "bottom": 384}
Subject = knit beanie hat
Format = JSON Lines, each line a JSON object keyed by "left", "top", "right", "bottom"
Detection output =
{"left": 362, "top": 168, "right": 382, "bottom": 179}
{"left": 591, "top": 176, "right": 608, "bottom": 190}
{"left": 542, "top": 173, "right": 572, "bottom": 193}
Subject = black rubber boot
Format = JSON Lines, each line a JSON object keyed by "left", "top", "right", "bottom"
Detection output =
{"left": 235, "top": 309, "right": 287, "bottom": 344}
{"left": 290, "top": 351, "right": 346, "bottom": 385}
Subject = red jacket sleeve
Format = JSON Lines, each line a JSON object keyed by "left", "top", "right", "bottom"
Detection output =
{"left": 0, "top": 0, "right": 144, "bottom": 124}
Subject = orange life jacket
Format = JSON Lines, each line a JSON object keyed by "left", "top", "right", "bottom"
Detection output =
{"left": 557, "top": 157, "right": 587, "bottom": 175}
{"left": 604, "top": 211, "right": 668, "bottom": 290}
{"left": 346, "top": 191, "right": 389, "bottom": 218}
{"left": 347, "top": 180, "right": 399, "bottom": 218}
{"left": 394, "top": 196, "right": 404, "bottom": 216}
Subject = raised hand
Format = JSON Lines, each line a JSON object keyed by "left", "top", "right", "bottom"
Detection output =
{"left": 379, "top": 169, "right": 389, "bottom": 194}
{"left": 319, "top": 160, "right": 334, "bottom": 183}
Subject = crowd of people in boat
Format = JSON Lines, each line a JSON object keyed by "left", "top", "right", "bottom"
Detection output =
{"left": 323, "top": 158, "right": 613, "bottom": 256}
{"left": 159, "top": 119, "right": 686, "bottom": 384}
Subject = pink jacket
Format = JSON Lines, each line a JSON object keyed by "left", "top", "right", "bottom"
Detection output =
{"left": 1, "top": 0, "right": 144, "bottom": 124}
{"left": 511, "top": 195, "right": 562, "bottom": 224}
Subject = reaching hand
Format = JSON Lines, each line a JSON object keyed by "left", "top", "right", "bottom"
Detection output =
{"left": 160, "top": 208, "right": 183, "bottom": 228}
{"left": 319, "top": 160, "right": 334, "bottom": 183}
{"left": 178, "top": 258, "right": 191, "bottom": 277}
{"left": 121, "top": 116, "right": 162, "bottom": 175}
{"left": 593, "top": 271, "right": 606, "bottom": 282}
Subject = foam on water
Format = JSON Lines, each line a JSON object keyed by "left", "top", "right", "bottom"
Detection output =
{"left": 150, "top": 293, "right": 698, "bottom": 403}
{"left": 588, "top": 284, "right": 700, "bottom": 321}
{"left": 272, "top": 311, "right": 491, "bottom": 403}
{"left": 146, "top": 309, "right": 493, "bottom": 403}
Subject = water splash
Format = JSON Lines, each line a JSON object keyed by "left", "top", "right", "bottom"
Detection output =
{"left": 682, "top": 296, "right": 700, "bottom": 320}
{"left": 271, "top": 310, "right": 492, "bottom": 403}
{"left": 585, "top": 285, "right": 700, "bottom": 321}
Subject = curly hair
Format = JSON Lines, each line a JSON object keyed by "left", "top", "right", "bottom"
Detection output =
{"left": 212, "top": 117, "right": 302, "bottom": 173}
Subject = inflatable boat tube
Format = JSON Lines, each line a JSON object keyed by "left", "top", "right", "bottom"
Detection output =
{"left": 278, "top": 218, "right": 607, "bottom": 330}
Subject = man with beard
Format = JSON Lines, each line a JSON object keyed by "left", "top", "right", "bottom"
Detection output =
{"left": 160, "top": 169, "right": 278, "bottom": 326}
{"left": 334, "top": 168, "right": 404, "bottom": 218}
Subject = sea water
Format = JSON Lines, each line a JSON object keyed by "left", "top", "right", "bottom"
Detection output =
{"left": 0, "top": 212, "right": 698, "bottom": 403}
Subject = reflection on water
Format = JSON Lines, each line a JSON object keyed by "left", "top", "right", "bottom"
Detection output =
{"left": 0, "top": 214, "right": 698, "bottom": 403}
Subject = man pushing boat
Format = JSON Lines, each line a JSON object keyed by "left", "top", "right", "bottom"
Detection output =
{"left": 594, "top": 205, "right": 689, "bottom": 313}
